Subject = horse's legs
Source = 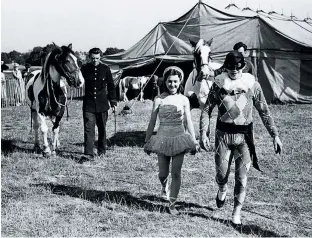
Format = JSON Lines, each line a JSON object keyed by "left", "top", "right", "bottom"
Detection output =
{"left": 51, "top": 116, "right": 62, "bottom": 156}
{"left": 124, "top": 89, "right": 129, "bottom": 102}
{"left": 188, "top": 93, "right": 200, "bottom": 109}
{"left": 140, "top": 90, "right": 144, "bottom": 102}
{"left": 32, "top": 110, "right": 41, "bottom": 152}
{"left": 38, "top": 113, "right": 51, "bottom": 156}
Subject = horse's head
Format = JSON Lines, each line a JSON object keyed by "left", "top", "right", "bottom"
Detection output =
{"left": 140, "top": 76, "right": 149, "bottom": 88}
{"left": 190, "top": 38, "right": 213, "bottom": 82}
{"left": 52, "top": 43, "right": 85, "bottom": 88}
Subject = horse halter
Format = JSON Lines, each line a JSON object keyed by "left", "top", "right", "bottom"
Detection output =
{"left": 192, "top": 51, "right": 211, "bottom": 85}
{"left": 55, "top": 53, "right": 80, "bottom": 87}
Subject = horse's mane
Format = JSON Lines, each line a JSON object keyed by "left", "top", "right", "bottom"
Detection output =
{"left": 41, "top": 45, "right": 76, "bottom": 82}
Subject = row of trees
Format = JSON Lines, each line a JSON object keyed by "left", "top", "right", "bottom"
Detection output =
{"left": 1, "top": 45, "right": 125, "bottom": 66}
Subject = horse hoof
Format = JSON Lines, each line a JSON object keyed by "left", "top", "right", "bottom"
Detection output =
{"left": 33, "top": 145, "right": 41, "bottom": 153}
{"left": 42, "top": 148, "right": 51, "bottom": 158}
{"left": 51, "top": 151, "right": 56, "bottom": 157}
{"left": 43, "top": 152, "right": 51, "bottom": 158}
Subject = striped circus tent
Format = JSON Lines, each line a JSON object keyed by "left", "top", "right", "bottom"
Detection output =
{"left": 102, "top": 1, "right": 312, "bottom": 103}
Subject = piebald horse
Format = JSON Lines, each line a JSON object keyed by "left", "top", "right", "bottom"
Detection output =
{"left": 184, "top": 39, "right": 222, "bottom": 109}
{"left": 119, "top": 76, "right": 149, "bottom": 101}
{"left": 26, "top": 44, "right": 84, "bottom": 157}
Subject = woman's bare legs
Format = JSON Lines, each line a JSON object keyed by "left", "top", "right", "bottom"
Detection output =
{"left": 158, "top": 155, "right": 170, "bottom": 197}
{"left": 169, "top": 153, "right": 184, "bottom": 215}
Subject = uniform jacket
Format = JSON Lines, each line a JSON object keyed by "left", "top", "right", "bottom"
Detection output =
{"left": 81, "top": 62, "right": 117, "bottom": 113}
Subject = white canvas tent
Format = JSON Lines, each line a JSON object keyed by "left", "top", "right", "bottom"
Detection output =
{"left": 102, "top": 1, "right": 312, "bottom": 103}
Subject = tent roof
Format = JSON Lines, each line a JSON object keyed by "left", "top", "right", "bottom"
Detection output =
{"left": 102, "top": 2, "right": 312, "bottom": 66}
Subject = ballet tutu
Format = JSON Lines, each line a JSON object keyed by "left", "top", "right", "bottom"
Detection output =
{"left": 144, "top": 122, "right": 196, "bottom": 157}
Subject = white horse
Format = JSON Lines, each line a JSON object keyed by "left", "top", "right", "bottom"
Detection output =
{"left": 26, "top": 43, "right": 84, "bottom": 157}
{"left": 184, "top": 39, "right": 222, "bottom": 109}
{"left": 119, "top": 76, "right": 149, "bottom": 102}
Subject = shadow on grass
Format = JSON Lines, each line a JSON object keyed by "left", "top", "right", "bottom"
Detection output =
{"left": 140, "top": 194, "right": 214, "bottom": 211}
{"left": 30, "top": 182, "right": 284, "bottom": 236}
{"left": 186, "top": 212, "right": 285, "bottom": 237}
{"left": 73, "top": 131, "right": 148, "bottom": 147}
{"left": 1, "top": 139, "right": 86, "bottom": 164}
{"left": 1, "top": 139, "right": 35, "bottom": 155}
{"left": 31, "top": 183, "right": 168, "bottom": 213}
{"left": 108, "top": 131, "right": 147, "bottom": 147}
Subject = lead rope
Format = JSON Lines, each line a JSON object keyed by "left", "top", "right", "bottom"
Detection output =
{"left": 66, "top": 87, "right": 73, "bottom": 121}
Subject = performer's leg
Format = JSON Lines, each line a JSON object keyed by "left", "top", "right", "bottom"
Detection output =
{"left": 158, "top": 154, "right": 170, "bottom": 195}
{"left": 170, "top": 153, "right": 184, "bottom": 200}
{"left": 215, "top": 131, "right": 233, "bottom": 202}
{"left": 232, "top": 143, "right": 251, "bottom": 224}
{"left": 169, "top": 153, "right": 184, "bottom": 215}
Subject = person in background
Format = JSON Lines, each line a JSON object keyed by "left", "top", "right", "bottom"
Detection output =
{"left": 144, "top": 66, "right": 200, "bottom": 215}
{"left": 22, "top": 63, "right": 31, "bottom": 84}
{"left": 80, "top": 48, "right": 117, "bottom": 161}
{"left": 200, "top": 51, "right": 282, "bottom": 225}
{"left": 214, "top": 42, "right": 257, "bottom": 79}
{"left": 12, "top": 63, "right": 25, "bottom": 106}
{"left": 1, "top": 61, "right": 8, "bottom": 106}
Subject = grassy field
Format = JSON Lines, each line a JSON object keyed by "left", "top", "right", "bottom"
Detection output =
{"left": 1, "top": 100, "right": 312, "bottom": 237}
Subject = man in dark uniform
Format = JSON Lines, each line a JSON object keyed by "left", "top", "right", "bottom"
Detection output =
{"left": 81, "top": 48, "right": 117, "bottom": 160}
{"left": 214, "top": 42, "right": 257, "bottom": 79}
{"left": 233, "top": 42, "right": 256, "bottom": 78}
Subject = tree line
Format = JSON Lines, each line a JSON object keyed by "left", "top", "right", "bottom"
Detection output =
{"left": 1, "top": 44, "right": 125, "bottom": 66}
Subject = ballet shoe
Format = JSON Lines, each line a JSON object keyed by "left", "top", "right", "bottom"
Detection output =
{"left": 216, "top": 190, "right": 226, "bottom": 208}
{"left": 232, "top": 214, "right": 242, "bottom": 226}
{"left": 168, "top": 201, "right": 180, "bottom": 215}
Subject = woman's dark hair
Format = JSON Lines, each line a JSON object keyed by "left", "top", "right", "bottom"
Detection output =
{"left": 163, "top": 68, "right": 184, "bottom": 94}
{"left": 89, "top": 47, "right": 102, "bottom": 56}
{"left": 233, "top": 42, "right": 247, "bottom": 51}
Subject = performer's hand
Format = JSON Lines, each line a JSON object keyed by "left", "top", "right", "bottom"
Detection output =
{"left": 273, "top": 136, "right": 282, "bottom": 154}
{"left": 200, "top": 134, "right": 210, "bottom": 152}
{"left": 190, "top": 141, "right": 200, "bottom": 155}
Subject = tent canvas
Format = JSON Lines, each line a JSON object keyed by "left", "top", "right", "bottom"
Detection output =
{"left": 102, "top": 2, "right": 312, "bottom": 103}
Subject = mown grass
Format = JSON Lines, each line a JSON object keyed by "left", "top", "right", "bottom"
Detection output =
{"left": 1, "top": 100, "right": 312, "bottom": 237}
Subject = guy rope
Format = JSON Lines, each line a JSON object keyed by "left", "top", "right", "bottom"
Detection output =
{"left": 118, "top": 5, "right": 197, "bottom": 113}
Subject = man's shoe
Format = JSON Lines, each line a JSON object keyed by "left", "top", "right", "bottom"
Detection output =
{"left": 81, "top": 154, "right": 95, "bottom": 162}
{"left": 98, "top": 149, "right": 106, "bottom": 157}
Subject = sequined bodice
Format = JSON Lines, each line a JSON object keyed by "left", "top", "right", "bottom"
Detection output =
{"left": 158, "top": 104, "right": 184, "bottom": 126}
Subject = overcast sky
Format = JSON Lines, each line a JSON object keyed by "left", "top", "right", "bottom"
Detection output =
{"left": 1, "top": 0, "right": 311, "bottom": 53}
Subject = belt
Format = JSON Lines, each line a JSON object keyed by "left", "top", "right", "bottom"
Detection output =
{"left": 216, "top": 121, "right": 262, "bottom": 172}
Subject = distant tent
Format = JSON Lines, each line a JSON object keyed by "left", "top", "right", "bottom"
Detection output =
{"left": 102, "top": 2, "right": 312, "bottom": 103}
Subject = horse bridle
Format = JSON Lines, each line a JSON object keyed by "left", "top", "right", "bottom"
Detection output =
{"left": 54, "top": 53, "right": 80, "bottom": 87}
{"left": 192, "top": 52, "right": 212, "bottom": 85}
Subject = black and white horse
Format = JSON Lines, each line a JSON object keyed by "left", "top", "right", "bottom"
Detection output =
{"left": 118, "top": 76, "right": 149, "bottom": 101}
{"left": 26, "top": 43, "right": 84, "bottom": 157}
{"left": 184, "top": 39, "right": 222, "bottom": 109}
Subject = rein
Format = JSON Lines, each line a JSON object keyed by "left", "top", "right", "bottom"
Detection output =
{"left": 51, "top": 52, "right": 80, "bottom": 119}
{"left": 54, "top": 59, "right": 80, "bottom": 87}
{"left": 191, "top": 60, "right": 212, "bottom": 86}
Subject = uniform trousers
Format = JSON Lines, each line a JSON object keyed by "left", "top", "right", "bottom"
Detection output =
{"left": 83, "top": 111, "right": 108, "bottom": 156}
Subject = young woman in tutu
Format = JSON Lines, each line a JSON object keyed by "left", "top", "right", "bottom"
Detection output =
{"left": 144, "top": 66, "right": 200, "bottom": 215}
